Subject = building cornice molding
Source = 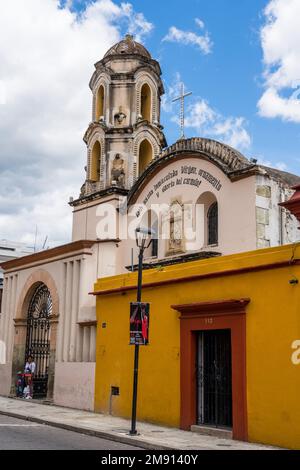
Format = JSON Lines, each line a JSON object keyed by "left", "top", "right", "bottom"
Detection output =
{"left": 1, "top": 240, "right": 96, "bottom": 272}
{"left": 171, "top": 298, "right": 250, "bottom": 318}
{"left": 70, "top": 186, "right": 128, "bottom": 207}
{"left": 92, "top": 258, "right": 300, "bottom": 296}
{"left": 83, "top": 121, "right": 107, "bottom": 144}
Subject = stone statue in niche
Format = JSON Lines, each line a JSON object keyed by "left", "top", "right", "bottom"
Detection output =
{"left": 168, "top": 201, "right": 184, "bottom": 253}
{"left": 111, "top": 154, "right": 125, "bottom": 188}
{"left": 170, "top": 217, "right": 182, "bottom": 249}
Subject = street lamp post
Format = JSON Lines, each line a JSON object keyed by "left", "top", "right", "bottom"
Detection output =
{"left": 130, "top": 226, "right": 153, "bottom": 436}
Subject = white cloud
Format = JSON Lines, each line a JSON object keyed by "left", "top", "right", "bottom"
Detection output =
{"left": 195, "top": 18, "right": 205, "bottom": 29}
{"left": 119, "top": 3, "right": 154, "bottom": 41}
{"left": 164, "top": 75, "right": 251, "bottom": 151}
{"left": 0, "top": 0, "right": 153, "bottom": 247}
{"left": 0, "top": 81, "right": 6, "bottom": 105}
{"left": 185, "top": 100, "right": 251, "bottom": 150}
{"left": 162, "top": 22, "right": 212, "bottom": 54}
{"left": 256, "top": 157, "right": 288, "bottom": 172}
{"left": 161, "top": 72, "right": 183, "bottom": 112}
{"left": 258, "top": 0, "right": 300, "bottom": 122}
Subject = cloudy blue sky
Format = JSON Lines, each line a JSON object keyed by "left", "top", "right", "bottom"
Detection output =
{"left": 0, "top": 0, "right": 300, "bottom": 247}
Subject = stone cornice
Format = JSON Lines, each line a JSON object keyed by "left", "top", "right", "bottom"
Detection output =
{"left": 83, "top": 121, "right": 107, "bottom": 144}
{"left": 160, "top": 138, "right": 250, "bottom": 171}
{"left": 70, "top": 186, "right": 128, "bottom": 207}
{"left": 90, "top": 56, "right": 162, "bottom": 91}
{"left": 84, "top": 121, "right": 167, "bottom": 146}
{"left": 132, "top": 121, "right": 167, "bottom": 147}
{"left": 0, "top": 240, "right": 96, "bottom": 272}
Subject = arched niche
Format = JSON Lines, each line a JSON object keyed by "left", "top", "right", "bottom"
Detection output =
{"left": 95, "top": 85, "right": 104, "bottom": 121}
{"left": 138, "top": 139, "right": 153, "bottom": 176}
{"left": 140, "top": 83, "right": 152, "bottom": 122}
{"left": 90, "top": 141, "right": 101, "bottom": 182}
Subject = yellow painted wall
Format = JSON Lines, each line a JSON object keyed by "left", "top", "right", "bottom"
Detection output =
{"left": 94, "top": 243, "right": 300, "bottom": 449}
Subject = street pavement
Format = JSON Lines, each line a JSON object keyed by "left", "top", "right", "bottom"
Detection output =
{"left": 0, "top": 397, "right": 279, "bottom": 450}
{"left": 0, "top": 414, "right": 141, "bottom": 450}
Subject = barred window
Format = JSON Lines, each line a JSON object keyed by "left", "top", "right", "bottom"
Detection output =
{"left": 208, "top": 202, "right": 218, "bottom": 245}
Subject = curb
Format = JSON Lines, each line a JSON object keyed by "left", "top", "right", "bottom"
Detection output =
{"left": 0, "top": 409, "right": 176, "bottom": 451}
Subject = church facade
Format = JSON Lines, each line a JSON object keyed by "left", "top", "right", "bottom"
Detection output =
{"left": 0, "top": 35, "right": 299, "bottom": 419}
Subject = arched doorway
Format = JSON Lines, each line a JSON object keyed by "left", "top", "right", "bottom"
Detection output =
{"left": 25, "top": 283, "right": 52, "bottom": 398}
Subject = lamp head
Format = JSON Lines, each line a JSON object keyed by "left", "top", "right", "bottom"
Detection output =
{"left": 135, "top": 226, "right": 155, "bottom": 249}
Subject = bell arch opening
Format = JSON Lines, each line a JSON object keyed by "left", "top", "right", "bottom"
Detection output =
{"left": 90, "top": 141, "right": 101, "bottom": 182}
{"left": 140, "top": 83, "right": 152, "bottom": 122}
{"left": 95, "top": 85, "right": 104, "bottom": 121}
{"left": 138, "top": 139, "right": 153, "bottom": 176}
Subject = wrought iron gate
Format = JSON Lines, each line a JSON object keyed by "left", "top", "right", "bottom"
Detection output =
{"left": 197, "top": 329, "right": 232, "bottom": 428}
{"left": 25, "top": 284, "right": 52, "bottom": 399}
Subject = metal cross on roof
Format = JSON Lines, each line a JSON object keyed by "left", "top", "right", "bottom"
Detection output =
{"left": 172, "top": 83, "right": 192, "bottom": 140}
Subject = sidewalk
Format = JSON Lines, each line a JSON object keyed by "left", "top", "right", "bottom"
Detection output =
{"left": 0, "top": 396, "right": 277, "bottom": 450}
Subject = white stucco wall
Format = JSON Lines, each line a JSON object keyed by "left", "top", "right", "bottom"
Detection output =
{"left": 71, "top": 157, "right": 260, "bottom": 271}
{"left": 53, "top": 362, "right": 95, "bottom": 411}
{"left": 121, "top": 156, "right": 257, "bottom": 266}
{"left": 0, "top": 242, "right": 113, "bottom": 407}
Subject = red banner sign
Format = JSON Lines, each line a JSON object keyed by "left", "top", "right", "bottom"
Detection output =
{"left": 130, "top": 302, "right": 150, "bottom": 345}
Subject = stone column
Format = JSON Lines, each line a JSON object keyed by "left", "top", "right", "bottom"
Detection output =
{"left": 10, "top": 320, "right": 27, "bottom": 395}
{"left": 47, "top": 316, "right": 59, "bottom": 399}
{"left": 89, "top": 325, "right": 97, "bottom": 362}
{"left": 82, "top": 326, "right": 90, "bottom": 363}
{"left": 57, "top": 262, "right": 67, "bottom": 363}
{"left": 63, "top": 261, "right": 73, "bottom": 362}
{"left": 69, "top": 260, "right": 80, "bottom": 362}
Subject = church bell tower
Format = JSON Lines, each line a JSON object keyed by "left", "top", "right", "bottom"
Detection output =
{"left": 80, "top": 34, "right": 166, "bottom": 199}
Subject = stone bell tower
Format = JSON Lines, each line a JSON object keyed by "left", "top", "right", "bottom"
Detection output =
{"left": 80, "top": 34, "right": 167, "bottom": 199}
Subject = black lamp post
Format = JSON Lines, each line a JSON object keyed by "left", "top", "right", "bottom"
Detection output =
{"left": 130, "top": 226, "right": 154, "bottom": 436}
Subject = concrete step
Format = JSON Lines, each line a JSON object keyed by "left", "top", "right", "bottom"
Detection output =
{"left": 190, "top": 424, "right": 233, "bottom": 440}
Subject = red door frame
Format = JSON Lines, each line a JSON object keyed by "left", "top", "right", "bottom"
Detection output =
{"left": 171, "top": 298, "right": 249, "bottom": 441}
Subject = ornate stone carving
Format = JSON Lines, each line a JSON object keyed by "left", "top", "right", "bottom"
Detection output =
{"left": 104, "top": 34, "right": 151, "bottom": 60}
{"left": 114, "top": 106, "right": 127, "bottom": 125}
{"left": 168, "top": 200, "right": 184, "bottom": 254}
{"left": 111, "top": 154, "right": 125, "bottom": 188}
{"left": 160, "top": 137, "right": 250, "bottom": 173}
